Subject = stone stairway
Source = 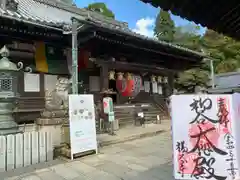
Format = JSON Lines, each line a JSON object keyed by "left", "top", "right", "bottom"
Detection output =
{"left": 115, "top": 103, "right": 167, "bottom": 128}
{"left": 114, "top": 105, "right": 135, "bottom": 128}
{"left": 143, "top": 104, "right": 165, "bottom": 123}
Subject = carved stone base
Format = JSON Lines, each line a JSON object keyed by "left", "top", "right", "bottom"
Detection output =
{"left": 36, "top": 119, "right": 68, "bottom": 147}
{"left": 0, "top": 100, "right": 22, "bottom": 135}
{"left": 36, "top": 117, "right": 68, "bottom": 126}
{"left": 41, "top": 110, "right": 68, "bottom": 119}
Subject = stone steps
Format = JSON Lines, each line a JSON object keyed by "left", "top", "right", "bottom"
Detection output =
{"left": 114, "top": 104, "right": 164, "bottom": 128}
{"left": 95, "top": 103, "right": 167, "bottom": 131}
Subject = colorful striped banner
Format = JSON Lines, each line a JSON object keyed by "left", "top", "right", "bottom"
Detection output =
{"left": 34, "top": 42, "right": 69, "bottom": 75}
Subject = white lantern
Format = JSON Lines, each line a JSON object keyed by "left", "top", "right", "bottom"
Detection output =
{"left": 109, "top": 71, "right": 115, "bottom": 80}
{"left": 157, "top": 76, "right": 162, "bottom": 83}
{"left": 151, "top": 75, "right": 156, "bottom": 82}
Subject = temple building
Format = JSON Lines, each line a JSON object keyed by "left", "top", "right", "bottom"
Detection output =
{"left": 0, "top": 0, "right": 205, "bottom": 143}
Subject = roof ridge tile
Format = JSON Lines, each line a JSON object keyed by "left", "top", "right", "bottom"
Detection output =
{"left": 33, "top": 0, "right": 128, "bottom": 29}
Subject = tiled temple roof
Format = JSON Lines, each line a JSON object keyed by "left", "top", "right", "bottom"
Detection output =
{"left": 0, "top": 0, "right": 206, "bottom": 58}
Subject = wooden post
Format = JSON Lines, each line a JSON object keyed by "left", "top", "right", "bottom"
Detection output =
{"left": 100, "top": 64, "right": 109, "bottom": 133}
{"left": 100, "top": 64, "right": 109, "bottom": 91}
{"left": 168, "top": 73, "right": 174, "bottom": 96}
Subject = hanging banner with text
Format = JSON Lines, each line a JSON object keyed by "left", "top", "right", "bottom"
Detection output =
{"left": 171, "top": 94, "right": 240, "bottom": 180}
{"left": 68, "top": 94, "right": 97, "bottom": 159}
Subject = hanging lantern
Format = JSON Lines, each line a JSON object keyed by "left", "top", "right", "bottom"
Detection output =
{"left": 117, "top": 72, "right": 124, "bottom": 80}
{"left": 151, "top": 75, "right": 156, "bottom": 82}
{"left": 163, "top": 77, "right": 168, "bottom": 83}
{"left": 132, "top": 75, "right": 142, "bottom": 97}
{"left": 109, "top": 70, "right": 115, "bottom": 80}
{"left": 121, "top": 79, "right": 134, "bottom": 97}
{"left": 125, "top": 72, "right": 132, "bottom": 80}
{"left": 116, "top": 72, "right": 124, "bottom": 93}
{"left": 116, "top": 73, "right": 139, "bottom": 97}
{"left": 157, "top": 76, "right": 162, "bottom": 83}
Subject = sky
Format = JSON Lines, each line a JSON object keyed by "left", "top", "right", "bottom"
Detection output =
{"left": 75, "top": 0, "right": 205, "bottom": 37}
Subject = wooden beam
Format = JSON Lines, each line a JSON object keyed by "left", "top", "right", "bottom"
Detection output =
{"left": 95, "top": 59, "right": 177, "bottom": 75}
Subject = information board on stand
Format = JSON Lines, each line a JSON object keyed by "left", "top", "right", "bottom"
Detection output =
{"left": 68, "top": 94, "right": 98, "bottom": 160}
{"left": 171, "top": 93, "right": 240, "bottom": 180}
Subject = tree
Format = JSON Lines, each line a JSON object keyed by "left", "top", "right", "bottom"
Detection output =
{"left": 173, "top": 24, "right": 202, "bottom": 51}
{"left": 175, "top": 68, "right": 209, "bottom": 93}
{"left": 172, "top": 23, "right": 209, "bottom": 92}
{"left": 85, "top": 3, "right": 115, "bottom": 19}
{"left": 154, "top": 10, "right": 175, "bottom": 42}
{"left": 202, "top": 29, "right": 240, "bottom": 73}
{"left": 175, "top": 28, "right": 240, "bottom": 92}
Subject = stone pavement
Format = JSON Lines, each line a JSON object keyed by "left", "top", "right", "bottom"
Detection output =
{"left": 98, "top": 120, "right": 170, "bottom": 147}
{"left": 3, "top": 131, "right": 173, "bottom": 180}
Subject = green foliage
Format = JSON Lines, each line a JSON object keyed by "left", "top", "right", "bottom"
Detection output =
{"left": 173, "top": 25, "right": 202, "bottom": 51}
{"left": 172, "top": 24, "right": 209, "bottom": 92}
{"left": 202, "top": 29, "right": 240, "bottom": 73}
{"left": 175, "top": 68, "right": 209, "bottom": 93}
{"left": 154, "top": 10, "right": 240, "bottom": 92}
{"left": 86, "top": 2, "right": 115, "bottom": 19}
{"left": 153, "top": 11, "right": 209, "bottom": 92}
{"left": 154, "top": 10, "right": 175, "bottom": 42}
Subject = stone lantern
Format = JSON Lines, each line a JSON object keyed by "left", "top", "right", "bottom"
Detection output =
{"left": 0, "top": 46, "right": 26, "bottom": 135}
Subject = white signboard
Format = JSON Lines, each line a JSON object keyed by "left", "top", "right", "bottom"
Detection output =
{"left": 171, "top": 94, "right": 240, "bottom": 180}
{"left": 68, "top": 94, "right": 97, "bottom": 159}
{"left": 24, "top": 73, "right": 40, "bottom": 92}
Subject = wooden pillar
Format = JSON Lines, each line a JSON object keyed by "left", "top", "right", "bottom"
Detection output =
{"left": 100, "top": 64, "right": 109, "bottom": 91}
{"left": 168, "top": 72, "right": 174, "bottom": 96}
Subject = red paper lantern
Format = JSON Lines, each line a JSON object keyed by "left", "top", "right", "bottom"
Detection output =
{"left": 78, "top": 48, "right": 89, "bottom": 71}
{"left": 116, "top": 75, "right": 142, "bottom": 97}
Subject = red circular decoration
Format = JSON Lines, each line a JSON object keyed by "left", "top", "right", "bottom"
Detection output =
{"left": 189, "top": 121, "right": 220, "bottom": 150}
